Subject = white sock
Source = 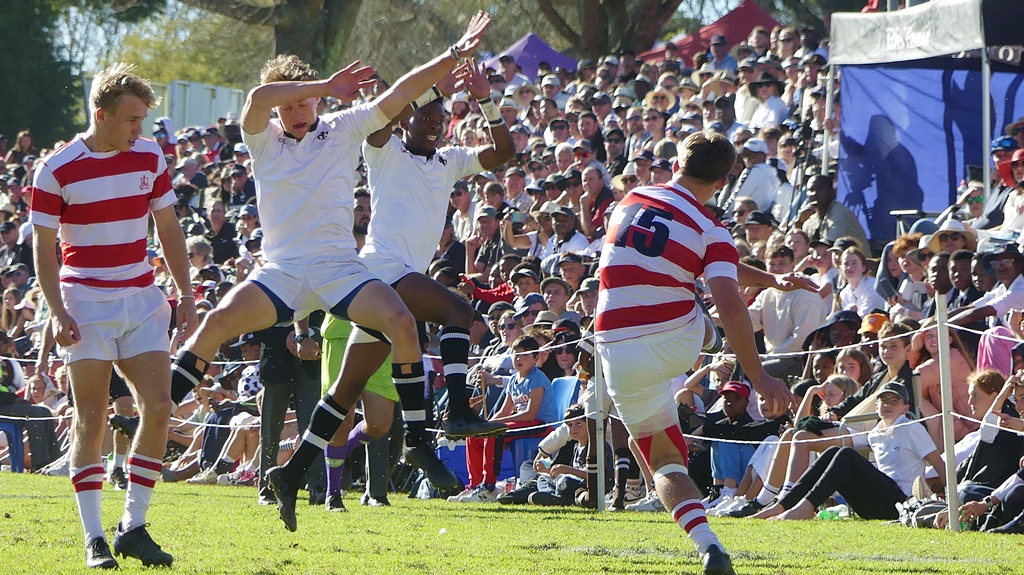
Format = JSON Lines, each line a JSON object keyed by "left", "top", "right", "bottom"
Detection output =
{"left": 778, "top": 481, "right": 795, "bottom": 499}
{"left": 121, "top": 453, "right": 162, "bottom": 532}
{"left": 755, "top": 485, "right": 777, "bottom": 506}
{"left": 113, "top": 453, "right": 126, "bottom": 470}
{"left": 671, "top": 499, "right": 722, "bottom": 554}
{"left": 71, "top": 464, "right": 105, "bottom": 543}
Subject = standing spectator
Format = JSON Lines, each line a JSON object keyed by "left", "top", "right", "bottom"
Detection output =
{"left": 4, "top": 130, "right": 38, "bottom": 166}
{"left": 228, "top": 165, "right": 256, "bottom": 206}
{"left": 798, "top": 175, "right": 870, "bottom": 255}
{"left": 203, "top": 199, "right": 238, "bottom": 264}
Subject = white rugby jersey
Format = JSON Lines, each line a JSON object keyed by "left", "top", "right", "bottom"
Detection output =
{"left": 29, "top": 136, "right": 175, "bottom": 301}
{"left": 361, "top": 135, "right": 483, "bottom": 273}
{"left": 243, "top": 103, "right": 389, "bottom": 262}
{"left": 596, "top": 182, "right": 738, "bottom": 344}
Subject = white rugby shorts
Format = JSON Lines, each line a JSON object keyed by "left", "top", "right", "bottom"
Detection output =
{"left": 59, "top": 285, "right": 171, "bottom": 364}
{"left": 247, "top": 254, "right": 376, "bottom": 322}
{"left": 596, "top": 321, "right": 703, "bottom": 438}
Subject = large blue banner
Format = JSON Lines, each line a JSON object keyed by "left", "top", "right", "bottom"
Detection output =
{"left": 839, "top": 62, "right": 1024, "bottom": 241}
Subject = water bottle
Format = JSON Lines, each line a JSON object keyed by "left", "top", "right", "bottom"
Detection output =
{"left": 818, "top": 504, "right": 849, "bottom": 519}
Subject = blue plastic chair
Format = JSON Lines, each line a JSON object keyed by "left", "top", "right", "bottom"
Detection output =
{"left": 0, "top": 421, "right": 25, "bottom": 473}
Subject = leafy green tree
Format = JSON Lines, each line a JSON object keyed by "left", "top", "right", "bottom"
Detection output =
{"left": 0, "top": 0, "right": 78, "bottom": 148}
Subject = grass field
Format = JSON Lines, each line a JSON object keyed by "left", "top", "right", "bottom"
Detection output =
{"left": 2, "top": 473, "right": 1020, "bottom": 574}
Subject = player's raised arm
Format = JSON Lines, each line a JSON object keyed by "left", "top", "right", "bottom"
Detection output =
{"left": 455, "top": 58, "right": 514, "bottom": 170}
{"left": 241, "top": 60, "right": 377, "bottom": 135}
{"left": 373, "top": 10, "right": 491, "bottom": 121}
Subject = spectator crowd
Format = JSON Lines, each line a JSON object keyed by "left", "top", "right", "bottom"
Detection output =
{"left": 6, "top": 19, "right": 1024, "bottom": 535}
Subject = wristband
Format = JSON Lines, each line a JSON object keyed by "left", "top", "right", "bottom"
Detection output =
{"left": 477, "top": 98, "right": 502, "bottom": 126}
{"left": 412, "top": 85, "right": 444, "bottom": 111}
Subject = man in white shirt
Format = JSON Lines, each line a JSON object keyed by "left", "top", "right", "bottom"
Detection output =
{"left": 950, "top": 243, "right": 1024, "bottom": 328}
{"left": 749, "top": 246, "right": 827, "bottom": 378}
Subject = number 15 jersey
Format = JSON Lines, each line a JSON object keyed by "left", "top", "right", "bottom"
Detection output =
{"left": 596, "top": 182, "right": 738, "bottom": 344}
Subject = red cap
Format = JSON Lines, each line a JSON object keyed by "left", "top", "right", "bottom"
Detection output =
{"left": 720, "top": 381, "right": 750, "bottom": 400}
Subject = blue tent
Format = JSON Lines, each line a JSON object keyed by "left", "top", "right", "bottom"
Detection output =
{"left": 483, "top": 34, "right": 578, "bottom": 83}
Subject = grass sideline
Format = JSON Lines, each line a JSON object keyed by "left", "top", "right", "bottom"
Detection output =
{"left": 1, "top": 473, "right": 1016, "bottom": 574}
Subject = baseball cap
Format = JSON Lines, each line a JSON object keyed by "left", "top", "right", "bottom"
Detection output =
{"left": 992, "top": 136, "right": 1018, "bottom": 152}
{"left": 745, "top": 211, "right": 774, "bottom": 227}
{"left": 877, "top": 382, "right": 910, "bottom": 404}
{"left": 741, "top": 139, "right": 769, "bottom": 155}
{"left": 858, "top": 313, "right": 890, "bottom": 334}
{"left": 477, "top": 206, "right": 498, "bottom": 220}
{"left": 541, "top": 75, "right": 562, "bottom": 88}
{"left": 239, "top": 204, "right": 258, "bottom": 218}
{"left": 827, "top": 237, "right": 860, "bottom": 253}
{"left": 558, "top": 252, "right": 584, "bottom": 266}
{"left": 510, "top": 267, "right": 540, "bottom": 283}
{"left": 710, "top": 34, "right": 727, "bottom": 46}
{"left": 720, "top": 381, "right": 751, "bottom": 400}
{"left": 651, "top": 158, "right": 673, "bottom": 172}
{"left": 577, "top": 277, "right": 600, "bottom": 294}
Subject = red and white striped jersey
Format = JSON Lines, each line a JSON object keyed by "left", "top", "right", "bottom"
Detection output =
{"left": 28, "top": 136, "right": 174, "bottom": 301}
{"left": 596, "top": 182, "right": 738, "bottom": 343}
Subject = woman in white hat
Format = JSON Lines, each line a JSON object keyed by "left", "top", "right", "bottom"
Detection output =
{"left": 926, "top": 219, "right": 977, "bottom": 255}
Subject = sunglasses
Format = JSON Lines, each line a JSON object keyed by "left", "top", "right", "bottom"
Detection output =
{"left": 451, "top": 190, "right": 465, "bottom": 197}
{"left": 627, "top": 116, "right": 642, "bottom": 122}
{"left": 780, "top": 37, "right": 795, "bottom": 42}
{"left": 499, "top": 323, "right": 517, "bottom": 330}
{"left": 732, "top": 209, "right": 747, "bottom": 217}
{"left": 188, "top": 252, "right": 198, "bottom": 257}
{"left": 939, "top": 232, "right": 963, "bottom": 242}
{"left": 606, "top": 138, "right": 625, "bottom": 144}
{"left": 643, "top": 116, "right": 662, "bottom": 122}
{"left": 1013, "top": 128, "right": 1024, "bottom": 136}
{"left": 965, "top": 195, "right": 984, "bottom": 204}
{"left": 555, "top": 345, "right": 578, "bottom": 355}
{"left": 621, "top": 176, "right": 637, "bottom": 184}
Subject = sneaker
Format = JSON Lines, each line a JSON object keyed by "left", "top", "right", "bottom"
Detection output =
{"left": 528, "top": 491, "right": 573, "bottom": 506}
{"left": 186, "top": 466, "right": 219, "bottom": 485}
{"left": 497, "top": 479, "right": 538, "bottom": 505}
{"left": 703, "top": 487, "right": 735, "bottom": 510}
{"left": 725, "top": 498, "right": 766, "bottom": 518}
{"left": 360, "top": 493, "right": 391, "bottom": 507}
{"left": 109, "top": 414, "right": 139, "bottom": 439}
{"left": 112, "top": 523, "right": 173, "bottom": 567}
{"left": 710, "top": 496, "right": 749, "bottom": 517}
{"left": 623, "top": 484, "right": 645, "bottom": 504}
{"left": 701, "top": 544, "right": 736, "bottom": 575}
{"left": 443, "top": 414, "right": 507, "bottom": 440}
{"left": 912, "top": 475, "right": 934, "bottom": 500}
{"left": 265, "top": 466, "right": 300, "bottom": 532}
{"left": 325, "top": 492, "right": 347, "bottom": 512}
{"left": 308, "top": 486, "right": 327, "bottom": 506}
{"left": 457, "top": 485, "right": 497, "bottom": 503}
{"left": 85, "top": 537, "right": 118, "bottom": 569}
{"left": 625, "top": 490, "right": 665, "bottom": 512}
{"left": 447, "top": 486, "right": 475, "bottom": 503}
{"left": 108, "top": 467, "right": 128, "bottom": 491}
{"left": 403, "top": 441, "right": 461, "bottom": 491}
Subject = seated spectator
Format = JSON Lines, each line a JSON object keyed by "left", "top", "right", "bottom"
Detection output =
{"left": 835, "top": 246, "right": 886, "bottom": 314}
{"left": 755, "top": 383, "right": 942, "bottom": 521}
{"left": 524, "top": 404, "right": 612, "bottom": 507}
{"left": 951, "top": 243, "right": 1024, "bottom": 328}
{"left": 911, "top": 316, "right": 978, "bottom": 448}
{"left": 451, "top": 335, "right": 557, "bottom": 503}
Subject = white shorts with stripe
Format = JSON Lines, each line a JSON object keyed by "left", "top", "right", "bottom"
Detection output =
{"left": 247, "top": 254, "right": 376, "bottom": 322}
{"left": 596, "top": 321, "right": 703, "bottom": 438}
{"left": 59, "top": 284, "right": 171, "bottom": 364}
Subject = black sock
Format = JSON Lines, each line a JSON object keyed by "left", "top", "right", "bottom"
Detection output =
{"left": 285, "top": 395, "right": 349, "bottom": 480}
{"left": 215, "top": 458, "right": 233, "bottom": 474}
{"left": 438, "top": 327, "right": 471, "bottom": 419}
{"left": 171, "top": 350, "right": 208, "bottom": 406}
{"left": 392, "top": 362, "right": 426, "bottom": 445}
{"left": 614, "top": 447, "right": 632, "bottom": 504}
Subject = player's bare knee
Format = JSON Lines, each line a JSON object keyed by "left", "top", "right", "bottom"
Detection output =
{"left": 140, "top": 394, "right": 172, "bottom": 422}
{"left": 364, "top": 416, "right": 392, "bottom": 439}
{"left": 386, "top": 308, "right": 418, "bottom": 345}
